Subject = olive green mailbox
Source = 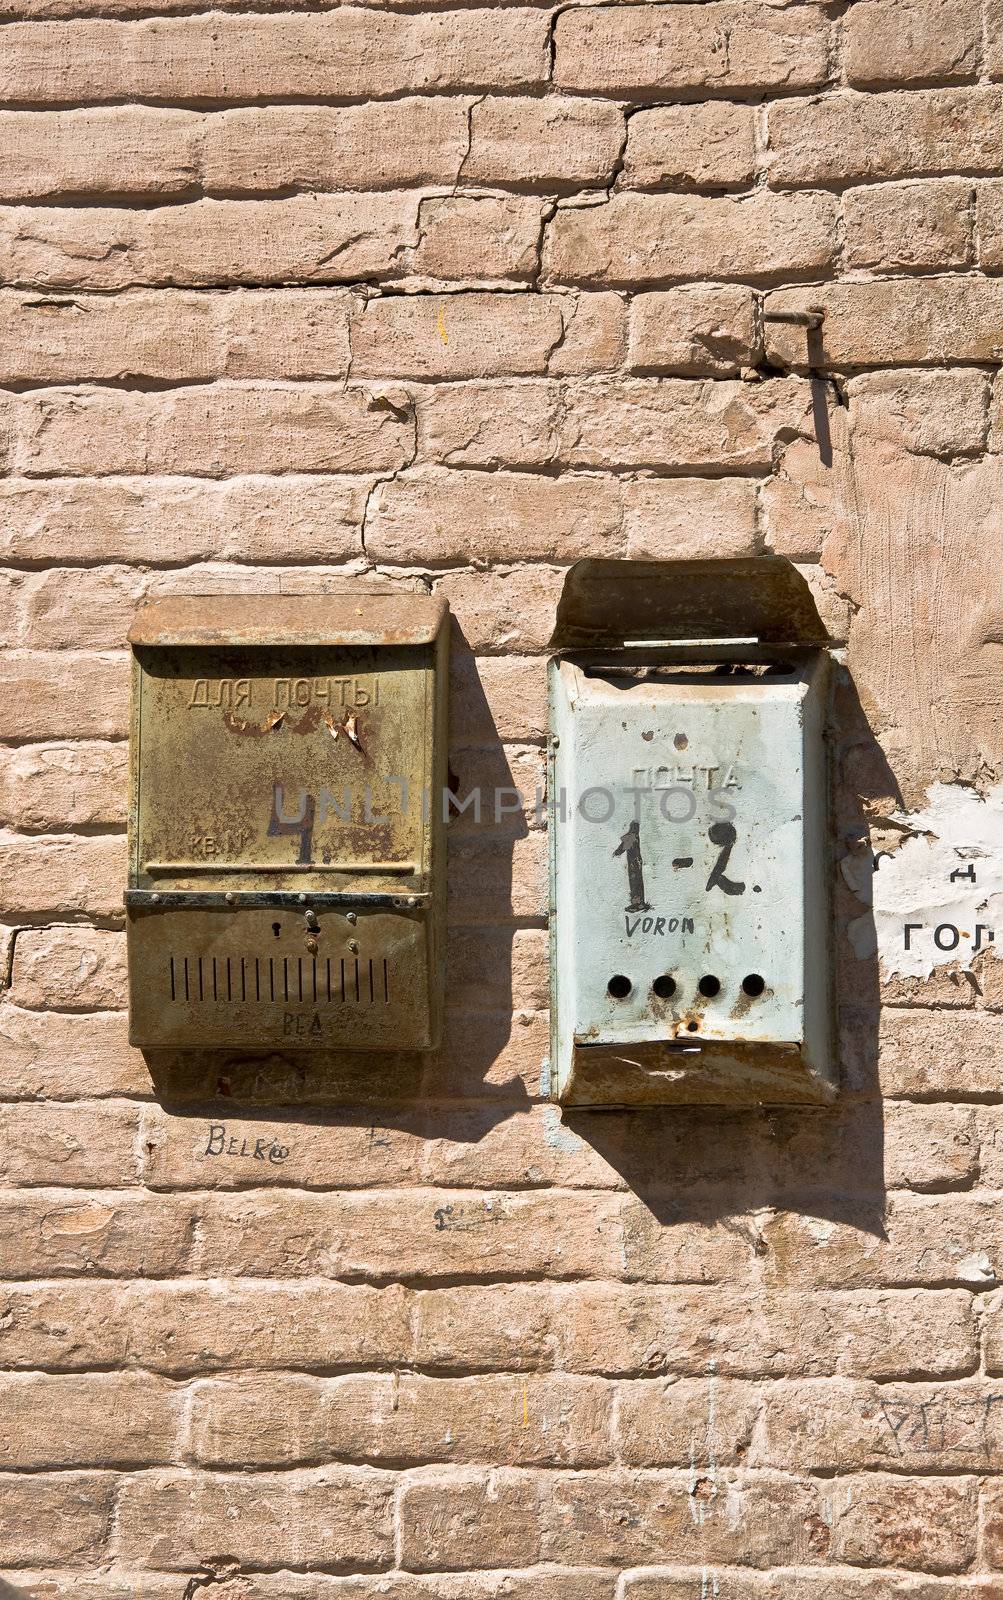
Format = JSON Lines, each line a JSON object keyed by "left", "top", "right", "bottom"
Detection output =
{"left": 126, "top": 594, "right": 449, "bottom": 1051}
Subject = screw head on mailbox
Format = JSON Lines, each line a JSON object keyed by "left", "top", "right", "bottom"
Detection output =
{"left": 547, "top": 558, "right": 836, "bottom": 1107}
{"left": 126, "top": 594, "right": 449, "bottom": 1052}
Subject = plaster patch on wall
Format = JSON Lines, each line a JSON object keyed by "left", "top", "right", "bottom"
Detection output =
{"left": 850, "top": 781, "right": 1003, "bottom": 979}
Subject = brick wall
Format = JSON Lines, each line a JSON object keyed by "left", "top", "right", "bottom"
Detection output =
{"left": 0, "top": 0, "right": 1002, "bottom": 1592}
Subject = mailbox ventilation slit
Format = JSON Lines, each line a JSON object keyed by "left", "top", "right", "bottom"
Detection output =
{"left": 354, "top": 959, "right": 361, "bottom": 1003}
{"left": 183, "top": 957, "right": 190, "bottom": 1002}
{"left": 283, "top": 957, "right": 289, "bottom": 1003}
{"left": 368, "top": 959, "right": 375, "bottom": 1003}
{"left": 240, "top": 957, "right": 246, "bottom": 1003}
{"left": 312, "top": 957, "right": 318, "bottom": 1003}
{"left": 212, "top": 957, "right": 218, "bottom": 1002}
{"left": 269, "top": 958, "right": 275, "bottom": 1003}
{"left": 297, "top": 957, "right": 303, "bottom": 1003}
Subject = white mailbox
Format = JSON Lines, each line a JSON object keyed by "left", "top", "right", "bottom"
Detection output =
{"left": 548, "top": 559, "right": 836, "bottom": 1106}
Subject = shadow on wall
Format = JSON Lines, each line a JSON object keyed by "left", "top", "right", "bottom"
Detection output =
{"left": 139, "top": 596, "right": 890, "bottom": 1240}
{"left": 142, "top": 612, "right": 534, "bottom": 1139}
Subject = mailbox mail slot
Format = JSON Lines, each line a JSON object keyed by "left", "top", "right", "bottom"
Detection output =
{"left": 126, "top": 594, "right": 449, "bottom": 1051}
{"left": 548, "top": 559, "right": 835, "bottom": 1106}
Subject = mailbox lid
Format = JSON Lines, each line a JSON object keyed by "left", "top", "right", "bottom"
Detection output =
{"left": 129, "top": 594, "right": 448, "bottom": 648}
{"left": 550, "top": 654, "right": 832, "bottom": 1088}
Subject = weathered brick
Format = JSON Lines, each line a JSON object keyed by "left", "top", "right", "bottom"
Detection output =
{"left": 446, "top": 924, "right": 548, "bottom": 1005}
{"left": 0, "top": 11, "right": 549, "bottom": 103}
{"left": 130, "top": 1282, "right": 410, "bottom": 1376}
{"left": 0, "top": 1008, "right": 145, "bottom": 1099}
{"left": 192, "top": 1373, "right": 611, "bottom": 1469}
{"left": 449, "top": 826, "right": 545, "bottom": 922}
{"left": 366, "top": 469, "right": 622, "bottom": 563}
{"left": 555, "top": 5, "right": 830, "bottom": 95}
{"left": 200, "top": 100, "right": 470, "bottom": 194}
{"left": 413, "top": 195, "right": 545, "bottom": 283}
{"left": 763, "top": 278, "right": 1003, "bottom": 369}
{"left": 435, "top": 567, "right": 565, "bottom": 655}
{"left": 0, "top": 741, "right": 127, "bottom": 829}
{"left": 0, "top": 1101, "right": 139, "bottom": 1187}
{"left": 421, "top": 1007, "right": 551, "bottom": 1102}
{"left": 558, "top": 377, "right": 813, "bottom": 472}
{"left": 844, "top": 179, "right": 973, "bottom": 273}
{"left": 9, "top": 925, "right": 127, "bottom": 1010}
{"left": 0, "top": 1282, "right": 133, "bottom": 1370}
{"left": 0, "top": 1576, "right": 183, "bottom": 1600}
{"left": 762, "top": 408, "right": 848, "bottom": 561}
{"left": 845, "top": 0, "right": 981, "bottom": 86}
{"left": 762, "top": 1194, "right": 1003, "bottom": 1289}
{"left": 544, "top": 1469, "right": 830, "bottom": 1567}
{"left": 976, "top": 181, "right": 1003, "bottom": 270}
{"left": 616, "top": 1378, "right": 760, "bottom": 1467}
{"left": 195, "top": 1188, "right": 625, "bottom": 1281}
{"left": 0, "top": 1189, "right": 196, "bottom": 1277}
{"left": 876, "top": 1009, "right": 1003, "bottom": 1096}
{"left": 418, "top": 380, "right": 561, "bottom": 469}
{"left": 0, "top": 651, "right": 128, "bottom": 740}
{"left": 465, "top": 96, "right": 624, "bottom": 189}
{"left": 553, "top": 1285, "right": 976, "bottom": 1379}
{"left": 846, "top": 369, "right": 989, "bottom": 457}
{"left": 0, "top": 1373, "right": 180, "bottom": 1468}
{"left": 113, "top": 1466, "right": 394, "bottom": 1570}
{"left": 0, "top": 1472, "right": 115, "bottom": 1566}
{"left": 400, "top": 1468, "right": 545, "bottom": 1570}
{"left": 628, "top": 287, "right": 760, "bottom": 376}
{"left": 991, "top": 0, "right": 1003, "bottom": 78}
{"left": 0, "top": 476, "right": 366, "bottom": 565}
{"left": 0, "top": 1579, "right": 616, "bottom": 1600}
{"left": 760, "top": 1378, "right": 1003, "bottom": 1472}
{"left": 17, "top": 566, "right": 144, "bottom": 650}
{"left": 623, "top": 104, "right": 756, "bottom": 191}
{"left": 828, "top": 1473, "right": 975, "bottom": 1571}
{"left": 544, "top": 191, "right": 836, "bottom": 287}
{"left": 767, "top": 87, "right": 1003, "bottom": 188}
{"left": 0, "top": 196, "right": 421, "bottom": 290}
{"left": 0, "top": 106, "right": 201, "bottom": 201}
{"left": 621, "top": 477, "right": 759, "bottom": 561}
{"left": 885, "top": 1102, "right": 978, "bottom": 1190}
{"left": 624, "top": 1577, "right": 997, "bottom": 1599}
{"left": 18, "top": 384, "right": 411, "bottom": 477}
{"left": 350, "top": 293, "right": 599, "bottom": 381}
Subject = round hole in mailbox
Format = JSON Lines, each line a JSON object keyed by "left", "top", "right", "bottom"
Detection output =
{"left": 607, "top": 975, "right": 632, "bottom": 1000}
{"left": 697, "top": 975, "right": 721, "bottom": 998}
{"left": 652, "top": 974, "right": 676, "bottom": 999}
{"left": 742, "top": 973, "right": 766, "bottom": 997}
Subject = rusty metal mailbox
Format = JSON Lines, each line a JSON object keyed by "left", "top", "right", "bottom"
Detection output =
{"left": 548, "top": 558, "right": 836, "bottom": 1107}
{"left": 126, "top": 594, "right": 449, "bottom": 1051}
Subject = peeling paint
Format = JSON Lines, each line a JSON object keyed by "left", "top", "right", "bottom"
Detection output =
{"left": 850, "top": 781, "right": 1003, "bottom": 979}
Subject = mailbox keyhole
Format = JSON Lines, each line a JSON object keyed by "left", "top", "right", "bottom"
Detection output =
{"left": 652, "top": 975, "right": 676, "bottom": 999}
{"left": 607, "top": 975, "right": 632, "bottom": 1000}
{"left": 742, "top": 973, "right": 766, "bottom": 997}
{"left": 272, "top": 922, "right": 281, "bottom": 939}
{"left": 697, "top": 975, "right": 721, "bottom": 998}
